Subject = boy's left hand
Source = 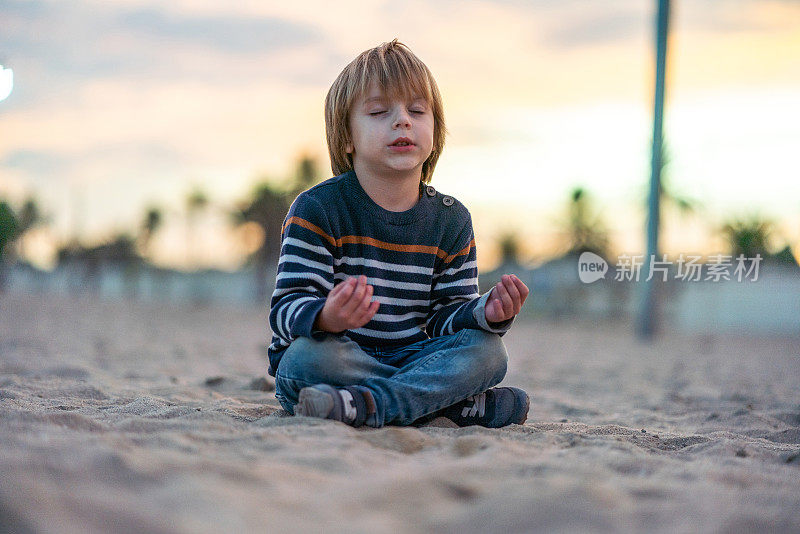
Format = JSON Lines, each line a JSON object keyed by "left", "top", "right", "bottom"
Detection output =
{"left": 485, "top": 274, "right": 529, "bottom": 324}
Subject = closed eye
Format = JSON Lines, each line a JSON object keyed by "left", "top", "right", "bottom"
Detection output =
{"left": 369, "top": 111, "right": 386, "bottom": 115}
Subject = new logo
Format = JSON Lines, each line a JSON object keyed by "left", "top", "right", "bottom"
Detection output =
{"left": 578, "top": 252, "right": 608, "bottom": 283}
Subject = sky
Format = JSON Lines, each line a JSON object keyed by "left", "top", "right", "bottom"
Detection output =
{"left": 1, "top": 0, "right": 799, "bottom": 270}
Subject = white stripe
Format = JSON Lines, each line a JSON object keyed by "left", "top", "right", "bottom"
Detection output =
{"left": 351, "top": 325, "right": 426, "bottom": 339}
{"left": 278, "top": 296, "right": 316, "bottom": 338}
{"left": 334, "top": 256, "right": 433, "bottom": 275}
{"left": 287, "top": 296, "right": 317, "bottom": 324}
{"left": 441, "top": 260, "right": 477, "bottom": 277}
{"left": 269, "top": 338, "right": 290, "bottom": 350}
{"left": 371, "top": 310, "right": 427, "bottom": 322}
{"left": 432, "top": 295, "right": 475, "bottom": 311}
{"left": 434, "top": 278, "right": 478, "bottom": 291}
{"left": 272, "top": 285, "right": 325, "bottom": 298}
{"left": 333, "top": 273, "right": 429, "bottom": 292}
{"left": 276, "top": 271, "right": 333, "bottom": 291}
{"left": 278, "top": 254, "right": 333, "bottom": 274}
{"left": 283, "top": 237, "right": 332, "bottom": 257}
{"left": 373, "top": 295, "right": 430, "bottom": 307}
{"left": 440, "top": 308, "right": 458, "bottom": 336}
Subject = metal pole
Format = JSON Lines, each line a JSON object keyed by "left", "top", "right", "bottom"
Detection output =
{"left": 637, "top": 0, "right": 670, "bottom": 340}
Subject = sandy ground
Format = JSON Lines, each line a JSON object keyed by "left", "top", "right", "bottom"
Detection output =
{"left": 1, "top": 292, "right": 798, "bottom": 534}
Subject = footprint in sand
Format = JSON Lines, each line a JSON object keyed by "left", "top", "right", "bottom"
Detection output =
{"left": 357, "top": 427, "right": 436, "bottom": 454}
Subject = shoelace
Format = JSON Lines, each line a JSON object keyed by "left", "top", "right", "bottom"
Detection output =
{"left": 460, "top": 392, "right": 487, "bottom": 418}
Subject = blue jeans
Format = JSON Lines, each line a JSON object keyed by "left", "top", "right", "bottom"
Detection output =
{"left": 274, "top": 328, "right": 509, "bottom": 428}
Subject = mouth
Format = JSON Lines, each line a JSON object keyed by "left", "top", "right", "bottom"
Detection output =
{"left": 389, "top": 137, "right": 414, "bottom": 147}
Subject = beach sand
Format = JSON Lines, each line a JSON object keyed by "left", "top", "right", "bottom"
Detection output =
{"left": 1, "top": 293, "right": 798, "bottom": 533}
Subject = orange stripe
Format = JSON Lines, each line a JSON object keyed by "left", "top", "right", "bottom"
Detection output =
{"left": 443, "top": 239, "right": 475, "bottom": 263}
{"left": 283, "top": 217, "right": 474, "bottom": 263}
{"left": 282, "top": 216, "right": 337, "bottom": 247}
{"left": 340, "top": 236, "right": 441, "bottom": 256}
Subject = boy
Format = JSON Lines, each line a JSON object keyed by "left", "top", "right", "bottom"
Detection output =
{"left": 268, "top": 39, "right": 530, "bottom": 429}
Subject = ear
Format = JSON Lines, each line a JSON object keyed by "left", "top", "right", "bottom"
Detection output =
{"left": 345, "top": 141, "right": 354, "bottom": 154}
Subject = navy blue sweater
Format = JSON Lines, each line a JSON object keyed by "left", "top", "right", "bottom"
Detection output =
{"left": 267, "top": 170, "right": 512, "bottom": 377}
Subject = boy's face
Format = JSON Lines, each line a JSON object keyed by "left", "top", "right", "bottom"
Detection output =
{"left": 346, "top": 81, "right": 434, "bottom": 180}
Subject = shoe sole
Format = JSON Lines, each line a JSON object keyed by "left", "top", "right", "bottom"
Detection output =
{"left": 295, "top": 387, "right": 335, "bottom": 419}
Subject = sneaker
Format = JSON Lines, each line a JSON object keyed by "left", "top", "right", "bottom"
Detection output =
{"left": 437, "top": 387, "right": 529, "bottom": 428}
{"left": 295, "top": 384, "right": 377, "bottom": 428}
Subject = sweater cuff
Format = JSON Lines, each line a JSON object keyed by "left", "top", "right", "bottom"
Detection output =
{"left": 289, "top": 298, "right": 327, "bottom": 339}
{"left": 472, "top": 290, "right": 514, "bottom": 334}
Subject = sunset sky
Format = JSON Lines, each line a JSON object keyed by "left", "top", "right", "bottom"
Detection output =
{"left": 2, "top": 0, "right": 799, "bottom": 270}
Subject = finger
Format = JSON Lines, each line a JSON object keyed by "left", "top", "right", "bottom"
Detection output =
{"left": 360, "top": 283, "right": 374, "bottom": 309}
{"left": 486, "top": 287, "right": 505, "bottom": 319}
{"left": 330, "top": 277, "right": 357, "bottom": 304}
{"left": 351, "top": 283, "right": 373, "bottom": 314}
{"left": 510, "top": 275, "right": 530, "bottom": 301}
{"left": 329, "top": 278, "right": 349, "bottom": 297}
{"left": 502, "top": 275, "right": 523, "bottom": 314}
{"left": 354, "top": 299, "right": 380, "bottom": 326}
{"left": 486, "top": 298, "right": 503, "bottom": 323}
{"left": 341, "top": 275, "right": 368, "bottom": 314}
{"left": 494, "top": 280, "right": 515, "bottom": 318}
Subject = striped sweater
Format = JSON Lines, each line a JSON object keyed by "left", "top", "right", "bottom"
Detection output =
{"left": 267, "top": 170, "right": 513, "bottom": 377}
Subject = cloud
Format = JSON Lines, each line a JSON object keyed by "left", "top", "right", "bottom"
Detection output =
{"left": 455, "top": 0, "right": 799, "bottom": 50}
{"left": 1, "top": 143, "right": 187, "bottom": 184}
{"left": 2, "top": 1, "right": 322, "bottom": 83}
{"left": 1, "top": 150, "right": 70, "bottom": 177}
{"left": 540, "top": 11, "right": 647, "bottom": 49}
{"left": 118, "top": 8, "right": 320, "bottom": 54}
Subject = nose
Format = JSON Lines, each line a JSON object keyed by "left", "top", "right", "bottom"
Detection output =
{"left": 392, "top": 107, "right": 411, "bottom": 129}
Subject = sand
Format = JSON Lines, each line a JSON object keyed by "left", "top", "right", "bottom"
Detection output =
{"left": 1, "top": 292, "right": 798, "bottom": 534}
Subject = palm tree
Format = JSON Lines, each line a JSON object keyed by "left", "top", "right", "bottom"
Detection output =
{"left": 658, "top": 143, "right": 700, "bottom": 217}
{"left": 15, "top": 197, "right": 43, "bottom": 261}
{"left": 138, "top": 205, "right": 163, "bottom": 259}
{"left": 497, "top": 231, "right": 522, "bottom": 266}
{"left": 185, "top": 187, "right": 209, "bottom": 269}
{"left": 233, "top": 182, "right": 290, "bottom": 303}
{"left": 0, "top": 200, "right": 19, "bottom": 291}
{"left": 638, "top": 0, "right": 671, "bottom": 340}
{"left": 232, "top": 155, "right": 322, "bottom": 302}
{"left": 563, "top": 187, "right": 610, "bottom": 258}
{"left": 292, "top": 154, "right": 319, "bottom": 195}
{"left": 721, "top": 216, "right": 772, "bottom": 259}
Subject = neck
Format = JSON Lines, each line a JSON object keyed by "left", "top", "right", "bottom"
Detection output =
{"left": 352, "top": 163, "right": 422, "bottom": 212}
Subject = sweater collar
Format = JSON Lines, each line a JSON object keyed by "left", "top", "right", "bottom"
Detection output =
{"left": 342, "top": 170, "right": 431, "bottom": 226}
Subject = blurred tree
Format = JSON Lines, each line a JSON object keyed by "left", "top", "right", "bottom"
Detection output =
{"left": 497, "top": 231, "right": 522, "bottom": 266}
{"left": 185, "top": 187, "right": 209, "bottom": 269}
{"left": 16, "top": 197, "right": 44, "bottom": 260}
{"left": 56, "top": 234, "right": 141, "bottom": 293}
{"left": 563, "top": 187, "right": 609, "bottom": 258}
{"left": 658, "top": 144, "right": 700, "bottom": 217}
{"left": 233, "top": 155, "right": 322, "bottom": 302}
{"left": 772, "top": 245, "right": 798, "bottom": 266}
{"left": 292, "top": 154, "right": 319, "bottom": 195}
{"left": 138, "top": 205, "right": 163, "bottom": 259}
{"left": 0, "top": 201, "right": 18, "bottom": 259}
{"left": 186, "top": 188, "right": 209, "bottom": 213}
{"left": 0, "top": 200, "right": 19, "bottom": 291}
{"left": 721, "top": 217, "right": 773, "bottom": 259}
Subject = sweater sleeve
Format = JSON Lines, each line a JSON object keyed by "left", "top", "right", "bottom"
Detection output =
{"left": 268, "top": 194, "right": 335, "bottom": 344}
{"left": 425, "top": 214, "right": 514, "bottom": 337}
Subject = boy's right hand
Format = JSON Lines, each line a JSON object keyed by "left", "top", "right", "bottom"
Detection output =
{"left": 314, "top": 275, "right": 380, "bottom": 333}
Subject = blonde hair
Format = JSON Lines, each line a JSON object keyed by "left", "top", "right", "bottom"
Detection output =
{"left": 324, "top": 39, "right": 447, "bottom": 184}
